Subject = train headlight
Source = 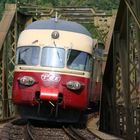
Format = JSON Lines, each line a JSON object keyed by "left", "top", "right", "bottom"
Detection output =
{"left": 66, "top": 81, "right": 81, "bottom": 90}
{"left": 18, "top": 76, "right": 35, "bottom": 86}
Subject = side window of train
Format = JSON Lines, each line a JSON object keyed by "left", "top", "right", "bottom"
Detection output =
{"left": 89, "top": 56, "right": 94, "bottom": 72}
{"left": 93, "top": 42, "right": 105, "bottom": 59}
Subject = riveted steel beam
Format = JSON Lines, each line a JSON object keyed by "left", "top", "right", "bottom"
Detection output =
{"left": 100, "top": 0, "right": 140, "bottom": 139}
{"left": 0, "top": 4, "right": 17, "bottom": 120}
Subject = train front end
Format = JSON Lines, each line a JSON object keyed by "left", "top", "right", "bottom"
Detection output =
{"left": 12, "top": 19, "right": 94, "bottom": 122}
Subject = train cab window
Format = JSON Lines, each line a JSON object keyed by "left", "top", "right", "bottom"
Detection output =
{"left": 41, "top": 47, "right": 65, "bottom": 68}
{"left": 16, "top": 46, "right": 40, "bottom": 65}
{"left": 67, "top": 49, "right": 92, "bottom": 71}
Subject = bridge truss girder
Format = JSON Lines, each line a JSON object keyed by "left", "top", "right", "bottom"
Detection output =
{"left": 100, "top": 0, "right": 140, "bottom": 139}
{"left": 0, "top": 3, "right": 115, "bottom": 121}
{"left": 0, "top": 4, "right": 17, "bottom": 120}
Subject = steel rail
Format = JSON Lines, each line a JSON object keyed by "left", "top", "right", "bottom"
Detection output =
{"left": 63, "top": 125, "right": 86, "bottom": 140}
{"left": 86, "top": 128, "right": 102, "bottom": 140}
{"left": 26, "top": 123, "right": 37, "bottom": 140}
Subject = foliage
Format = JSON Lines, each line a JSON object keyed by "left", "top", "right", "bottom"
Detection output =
{"left": 0, "top": 0, "right": 120, "bottom": 9}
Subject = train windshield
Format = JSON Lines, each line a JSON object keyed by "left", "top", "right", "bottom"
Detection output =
{"left": 67, "top": 49, "right": 92, "bottom": 71}
{"left": 41, "top": 47, "right": 65, "bottom": 68}
{"left": 16, "top": 46, "right": 40, "bottom": 65}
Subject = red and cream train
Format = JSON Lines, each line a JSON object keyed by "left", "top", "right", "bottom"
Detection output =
{"left": 12, "top": 18, "right": 102, "bottom": 122}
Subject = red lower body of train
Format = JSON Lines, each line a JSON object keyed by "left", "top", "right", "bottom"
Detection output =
{"left": 12, "top": 71, "right": 92, "bottom": 122}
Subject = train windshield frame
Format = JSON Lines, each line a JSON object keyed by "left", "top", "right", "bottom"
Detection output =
{"left": 16, "top": 46, "right": 40, "bottom": 65}
{"left": 16, "top": 46, "right": 92, "bottom": 72}
{"left": 41, "top": 47, "right": 65, "bottom": 68}
{"left": 67, "top": 49, "right": 92, "bottom": 72}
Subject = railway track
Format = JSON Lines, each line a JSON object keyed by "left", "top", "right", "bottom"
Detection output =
{"left": 63, "top": 125, "right": 99, "bottom": 140}
{"left": 0, "top": 118, "right": 100, "bottom": 140}
{"left": 26, "top": 123, "right": 99, "bottom": 140}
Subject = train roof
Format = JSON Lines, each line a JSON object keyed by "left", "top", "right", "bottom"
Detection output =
{"left": 25, "top": 18, "right": 92, "bottom": 37}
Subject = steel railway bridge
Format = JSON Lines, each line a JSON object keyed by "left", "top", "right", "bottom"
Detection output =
{"left": 0, "top": 0, "right": 140, "bottom": 139}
